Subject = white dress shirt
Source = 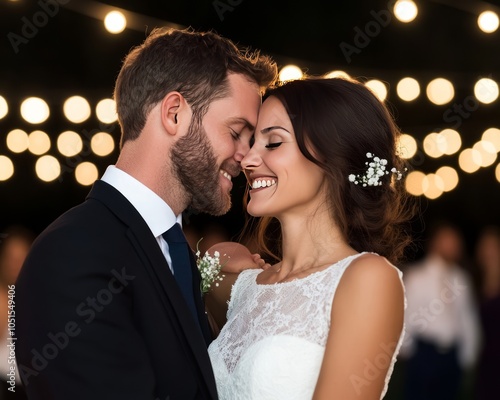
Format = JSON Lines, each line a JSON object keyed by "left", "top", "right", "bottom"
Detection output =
{"left": 400, "top": 254, "right": 481, "bottom": 368}
{"left": 101, "top": 165, "right": 181, "bottom": 273}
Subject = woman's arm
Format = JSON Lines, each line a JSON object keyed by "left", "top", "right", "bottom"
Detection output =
{"left": 313, "top": 253, "right": 405, "bottom": 400}
{"left": 203, "top": 242, "right": 268, "bottom": 333}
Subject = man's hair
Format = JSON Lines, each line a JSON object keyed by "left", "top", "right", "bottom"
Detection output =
{"left": 114, "top": 27, "right": 278, "bottom": 145}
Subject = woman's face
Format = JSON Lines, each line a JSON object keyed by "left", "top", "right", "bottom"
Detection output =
{"left": 241, "top": 96, "right": 326, "bottom": 219}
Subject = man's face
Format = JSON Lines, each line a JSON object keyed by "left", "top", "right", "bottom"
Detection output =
{"left": 171, "top": 73, "right": 261, "bottom": 215}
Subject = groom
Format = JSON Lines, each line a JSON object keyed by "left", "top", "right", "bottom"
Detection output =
{"left": 15, "top": 27, "right": 277, "bottom": 399}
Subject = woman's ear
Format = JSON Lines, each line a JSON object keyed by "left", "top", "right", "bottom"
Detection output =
{"left": 160, "top": 92, "right": 184, "bottom": 135}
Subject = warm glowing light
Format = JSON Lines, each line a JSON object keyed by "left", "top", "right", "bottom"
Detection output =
{"left": 459, "top": 148, "right": 482, "bottom": 173}
{"left": 35, "top": 155, "right": 60, "bottom": 182}
{"left": 324, "top": 70, "right": 351, "bottom": 80}
{"left": 96, "top": 99, "right": 118, "bottom": 123}
{"left": 438, "top": 129, "right": 462, "bottom": 155}
{"left": 473, "top": 140, "right": 497, "bottom": 167}
{"left": 478, "top": 11, "right": 499, "bottom": 33}
{"left": 394, "top": 0, "right": 418, "bottom": 23}
{"left": 422, "top": 173, "right": 445, "bottom": 199}
{"left": 0, "top": 96, "right": 8, "bottom": 119}
{"left": 405, "top": 170, "right": 426, "bottom": 196}
{"left": 436, "top": 166, "right": 459, "bottom": 192}
{"left": 482, "top": 128, "right": 500, "bottom": 152}
{"left": 6, "top": 129, "right": 29, "bottom": 153}
{"left": 397, "top": 77, "right": 420, "bottom": 101}
{"left": 75, "top": 162, "right": 99, "bottom": 186}
{"left": 64, "top": 96, "right": 91, "bottom": 123}
{"left": 279, "top": 65, "right": 303, "bottom": 82}
{"left": 57, "top": 131, "right": 83, "bottom": 157}
{"left": 474, "top": 78, "right": 499, "bottom": 104}
{"left": 423, "top": 132, "right": 445, "bottom": 158}
{"left": 426, "top": 78, "right": 455, "bottom": 105}
{"left": 496, "top": 163, "right": 500, "bottom": 183}
{"left": 28, "top": 130, "right": 51, "bottom": 155}
{"left": 398, "top": 133, "right": 418, "bottom": 159}
{"left": 365, "top": 79, "right": 387, "bottom": 101}
{"left": 0, "top": 155, "right": 14, "bottom": 181}
{"left": 20, "top": 97, "right": 50, "bottom": 124}
{"left": 91, "top": 132, "right": 115, "bottom": 156}
{"left": 104, "top": 11, "right": 127, "bottom": 34}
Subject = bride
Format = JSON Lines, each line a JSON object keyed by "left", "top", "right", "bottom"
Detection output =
{"left": 207, "top": 76, "right": 415, "bottom": 399}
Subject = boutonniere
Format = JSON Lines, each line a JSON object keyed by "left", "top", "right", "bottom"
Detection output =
{"left": 196, "top": 239, "right": 226, "bottom": 294}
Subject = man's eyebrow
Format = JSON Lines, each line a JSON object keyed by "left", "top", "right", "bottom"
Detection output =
{"left": 260, "top": 126, "right": 291, "bottom": 134}
{"left": 228, "top": 117, "right": 255, "bottom": 131}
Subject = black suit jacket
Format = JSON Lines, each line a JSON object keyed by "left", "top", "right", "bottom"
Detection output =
{"left": 15, "top": 180, "right": 218, "bottom": 400}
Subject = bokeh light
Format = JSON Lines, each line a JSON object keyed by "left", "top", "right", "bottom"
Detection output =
{"left": 459, "top": 148, "right": 482, "bottom": 173}
{"left": 75, "top": 162, "right": 99, "bottom": 186}
{"left": 473, "top": 140, "right": 497, "bottom": 167}
{"left": 478, "top": 10, "right": 499, "bottom": 33}
{"left": 96, "top": 98, "right": 118, "bottom": 123}
{"left": 20, "top": 97, "right": 50, "bottom": 124}
{"left": 423, "top": 132, "right": 445, "bottom": 158}
{"left": 57, "top": 131, "right": 83, "bottom": 157}
{"left": 365, "top": 79, "right": 388, "bottom": 101}
{"left": 438, "top": 129, "right": 462, "bottom": 155}
{"left": 394, "top": 0, "right": 418, "bottom": 23}
{"left": 35, "top": 155, "right": 60, "bottom": 182}
{"left": 435, "top": 166, "right": 459, "bottom": 192}
{"left": 474, "top": 78, "right": 499, "bottom": 104}
{"left": 405, "top": 170, "right": 426, "bottom": 196}
{"left": 426, "top": 78, "right": 455, "bottom": 105}
{"left": 398, "top": 133, "right": 418, "bottom": 159}
{"left": 324, "top": 70, "right": 351, "bottom": 80}
{"left": 6, "top": 129, "right": 29, "bottom": 153}
{"left": 28, "top": 130, "right": 51, "bottom": 155}
{"left": 422, "top": 173, "right": 445, "bottom": 199}
{"left": 482, "top": 128, "right": 500, "bottom": 152}
{"left": 104, "top": 11, "right": 127, "bottom": 34}
{"left": 0, "top": 95, "right": 8, "bottom": 119}
{"left": 64, "top": 96, "right": 91, "bottom": 123}
{"left": 0, "top": 155, "right": 14, "bottom": 181}
{"left": 91, "top": 132, "right": 115, "bottom": 156}
{"left": 279, "top": 65, "right": 303, "bottom": 82}
{"left": 397, "top": 77, "right": 420, "bottom": 101}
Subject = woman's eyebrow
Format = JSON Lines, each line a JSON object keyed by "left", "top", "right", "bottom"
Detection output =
{"left": 260, "top": 126, "right": 290, "bottom": 134}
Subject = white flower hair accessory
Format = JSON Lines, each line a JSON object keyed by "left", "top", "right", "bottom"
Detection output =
{"left": 348, "top": 152, "right": 406, "bottom": 187}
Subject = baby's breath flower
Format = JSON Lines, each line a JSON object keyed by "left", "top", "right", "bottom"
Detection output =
{"left": 196, "top": 239, "right": 226, "bottom": 294}
{"left": 348, "top": 153, "right": 406, "bottom": 187}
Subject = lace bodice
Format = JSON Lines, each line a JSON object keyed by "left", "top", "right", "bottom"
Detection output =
{"left": 208, "top": 253, "right": 405, "bottom": 400}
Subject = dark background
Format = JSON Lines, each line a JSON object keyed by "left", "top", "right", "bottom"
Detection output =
{"left": 1, "top": 0, "right": 500, "bottom": 259}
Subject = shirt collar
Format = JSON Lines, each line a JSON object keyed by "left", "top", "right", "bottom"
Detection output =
{"left": 101, "top": 165, "right": 182, "bottom": 237}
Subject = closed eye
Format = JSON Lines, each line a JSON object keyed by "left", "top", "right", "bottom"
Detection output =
{"left": 265, "top": 142, "right": 282, "bottom": 149}
{"left": 230, "top": 129, "right": 240, "bottom": 140}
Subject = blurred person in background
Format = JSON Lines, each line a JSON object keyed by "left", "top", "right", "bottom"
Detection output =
{"left": 400, "top": 221, "right": 480, "bottom": 400}
{"left": 473, "top": 225, "right": 500, "bottom": 400}
{"left": 0, "top": 225, "right": 34, "bottom": 399}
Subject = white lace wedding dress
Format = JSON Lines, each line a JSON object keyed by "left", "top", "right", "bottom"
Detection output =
{"left": 208, "top": 253, "right": 405, "bottom": 400}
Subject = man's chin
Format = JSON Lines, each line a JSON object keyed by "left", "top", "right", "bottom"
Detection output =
{"left": 190, "top": 195, "right": 231, "bottom": 216}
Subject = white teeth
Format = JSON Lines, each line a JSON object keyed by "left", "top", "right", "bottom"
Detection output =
{"left": 252, "top": 179, "right": 276, "bottom": 189}
{"left": 220, "top": 170, "right": 232, "bottom": 181}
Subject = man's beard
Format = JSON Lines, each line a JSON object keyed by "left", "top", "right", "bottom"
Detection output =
{"left": 170, "top": 121, "right": 233, "bottom": 216}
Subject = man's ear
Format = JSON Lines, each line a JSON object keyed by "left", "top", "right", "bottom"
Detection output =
{"left": 160, "top": 92, "right": 185, "bottom": 135}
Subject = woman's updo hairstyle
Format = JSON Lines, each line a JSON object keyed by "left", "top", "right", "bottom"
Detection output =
{"left": 252, "top": 76, "right": 415, "bottom": 265}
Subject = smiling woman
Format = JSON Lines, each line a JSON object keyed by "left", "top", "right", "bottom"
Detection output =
{"left": 207, "top": 76, "right": 416, "bottom": 400}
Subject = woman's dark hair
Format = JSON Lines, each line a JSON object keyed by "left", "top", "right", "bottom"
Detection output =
{"left": 245, "top": 77, "right": 416, "bottom": 265}
{"left": 114, "top": 27, "right": 278, "bottom": 146}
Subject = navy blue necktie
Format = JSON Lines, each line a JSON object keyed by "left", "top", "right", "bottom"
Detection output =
{"left": 162, "top": 223, "right": 199, "bottom": 324}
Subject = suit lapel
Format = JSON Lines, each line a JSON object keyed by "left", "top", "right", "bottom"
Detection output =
{"left": 86, "top": 180, "right": 217, "bottom": 399}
